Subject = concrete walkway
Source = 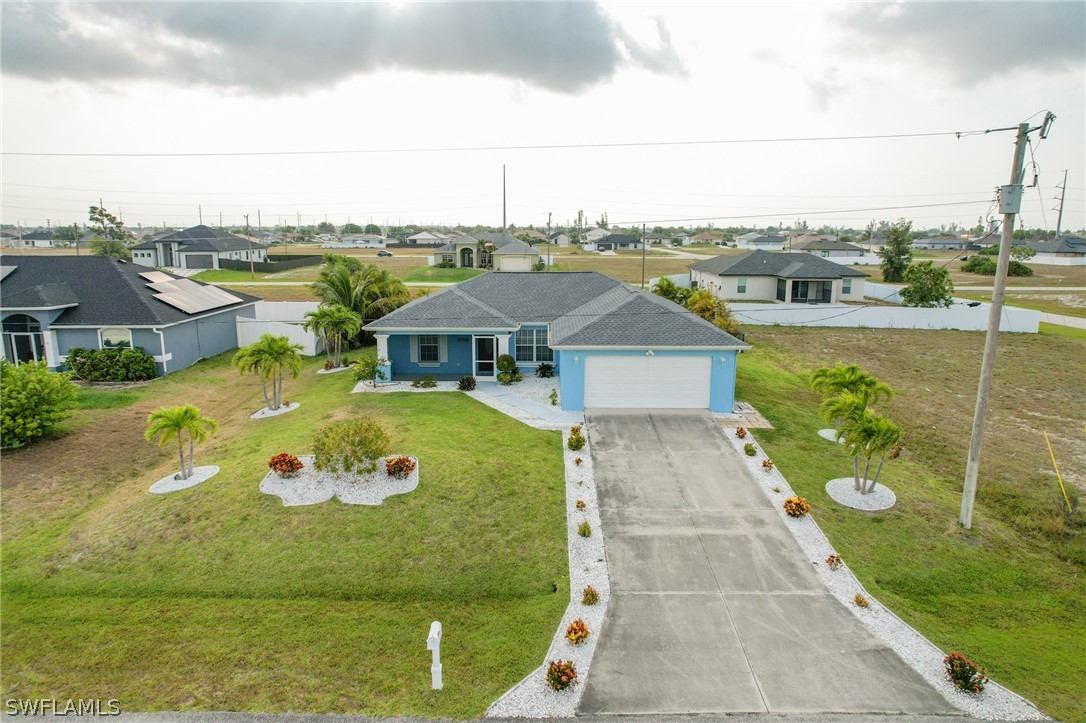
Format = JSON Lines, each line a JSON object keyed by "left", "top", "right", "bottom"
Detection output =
{"left": 473, "top": 381, "right": 583, "bottom": 427}
{"left": 578, "top": 410, "right": 954, "bottom": 716}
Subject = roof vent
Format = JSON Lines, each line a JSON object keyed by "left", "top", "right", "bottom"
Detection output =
{"left": 116, "top": 258, "right": 127, "bottom": 264}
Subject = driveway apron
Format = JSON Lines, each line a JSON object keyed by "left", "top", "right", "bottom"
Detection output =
{"left": 578, "top": 410, "right": 955, "bottom": 716}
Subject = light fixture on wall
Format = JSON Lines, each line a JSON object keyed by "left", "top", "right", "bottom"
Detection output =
{"left": 573, "top": 356, "right": 580, "bottom": 365}
{"left": 645, "top": 350, "right": 654, "bottom": 356}
{"left": 720, "top": 356, "right": 728, "bottom": 365}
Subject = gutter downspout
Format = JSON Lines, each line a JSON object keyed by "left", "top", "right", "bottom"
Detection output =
{"left": 153, "top": 327, "right": 168, "bottom": 375}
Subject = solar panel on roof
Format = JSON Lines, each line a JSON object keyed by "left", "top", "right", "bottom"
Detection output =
{"left": 152, "top": 292, "right": 204, "bottom": 314}
{"left": 0, "top": 266, "right": 16, "bottom": 282}
{"left": 147, "top": 277, "right": 244, "bottom": 314}
{"left": 139, "top": 271, "right": 174, "bottom": 283}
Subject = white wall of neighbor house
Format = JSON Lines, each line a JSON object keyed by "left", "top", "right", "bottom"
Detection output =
{"left": 730, "top": 302, "right": 1039, "bottom": 332}
{"left": 496, "top": 255, "right": 534, "bottom": 272}
{"left": 690, "top": 271, "right": 778, "bottom": 301}
{"left": 1030, "top": 254, "right": 1086, "bottom": 266}
{"left": 236, "top": 301, "right": 323, "bottom": 356}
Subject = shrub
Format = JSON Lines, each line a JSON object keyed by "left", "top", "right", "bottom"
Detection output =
{"left": 65, "top": 346, "right": 157, "bottom": 382}
{"left": 0, "top": 360, "right": 78, "bottom": 448}
{"left": 565, "top": 618, "right": 590, "bottom": 645}
{"left": 783, "top": 496, "right": 811, "bottom": 517}
{"left": 311, "top": 418, "right": 391, "bottom": 475}
{"left": 854, "top": 593, "right": 870, "bottom": 608}
{"left": 826, "top": 553, "right": 843, "bottom": 570}
{"left": 497, "top": 370, "right": 523, "bottom": 385}
{"left": 268, "top": 452, "right": 304, "bottom": 478}
{"left": 385, "top": 455, "right": 416, "bottom": 479}
{"left": 743, "top": 442, "right": 757, "bottom": 456}
{"left": 574, "top": 457, "right": 583, "bottom": 466}
{"left": 536, "top": 363, "right": 555, "bottom": 378}
{"left": 570, "top": 424, "right": 582, "bottom": 435}
{"left": 532, "top": 260, "right": 546, "bottom": 271}
{"left": 567, "top": 433, "right": 586, "bottom": 451}
{"left": 324, "top": 360, "right": 335, "bottom": 371}
{"left": 497, "top": 354, "right": 518, "bottom": 373}
{"left": 411, "top": 375, "right": 437, "bottom": 388}
{"left": 549, "top": 389, "right": 558, "bottom": 406}
{"left": 578, "top": 521, "right": 591, "bottom": 537}
{"left": 575, "top": 499, "right": 586, "bottom": 510}
{"left": 457, "top": 375, "right": 476, "bottom": 391}
{"left": 772, "top": 486, "right": 781, "bottom": 493}
{"left": 944, "top": 652, "right": 989, "bottom": 694}
{"left": 735, "top": 426, "right": 747, "bottom": 439}
{"left": 581, "top": 585, "right": 600, "bottom": 606}
{"left": 352, "top": 356, "right": 387, "bottom": 386}
{"left": 762, "top": 458, "right": 775, "bottom": 471}
{"left": 546, "top": 659, "right": 579, "bottom": 691}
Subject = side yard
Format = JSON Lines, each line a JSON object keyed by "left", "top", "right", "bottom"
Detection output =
{"left": 735, "top": 327, "right": 1085, "bottom": 722}
{"left": 0, "top": 352, "right": 568, "bottom": 717}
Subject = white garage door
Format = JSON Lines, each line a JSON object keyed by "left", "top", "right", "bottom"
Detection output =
{"left": 584, "top": 355, "right": 711, "bottom": 409}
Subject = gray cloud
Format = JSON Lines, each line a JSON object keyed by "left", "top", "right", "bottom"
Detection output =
{"left": 0, "top": 2, "right": 684, "bottom": 95}
{"left": 806, "top": 67, "right": 843, "bottom": 112}
{"left": 834, "top": 2, "right": 1085, "bottom": 86}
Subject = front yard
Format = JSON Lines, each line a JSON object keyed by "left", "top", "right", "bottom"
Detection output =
{"left": 736, "top": 327, "right": 1085, "bottom": 721}
{"left": 402, "top": 266, "right": 484, "bottom": 283}
{"left": 0, "top": 353, "right": 568, "bottom": 717}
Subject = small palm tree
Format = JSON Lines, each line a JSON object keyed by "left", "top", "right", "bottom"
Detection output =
{"left": 824, "top": 391, "right": 869, "bottom": 490}
{"left": 838, "top": 411, "right": 903, "bottom": 495}
{"left": 145, "top": 405, "right": 218, "bottom": 480}
{"left": 651, "top": 276, "right": 691, "bottom": 305}
{"left": 809, "top": 363, "right": 893, "bottom": 428}
{"left": 233, "top": 334, "right": 303, "bottom": 411}
{"left": 303, "top": 304, "right": 362, "bottom": 367}
{"left": 684, "top": 288, "right": 740, "bottom": 334}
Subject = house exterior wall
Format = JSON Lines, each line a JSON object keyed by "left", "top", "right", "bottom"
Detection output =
{"left": 132, "top": 250, "right": 158, "bottom": 267}
{"left": 1031, "top": 253, "right": 1086, "bottom": 266}
{"left": 160, "top": 305, "right": 256, "bottom": 374}
{"left": 691, "top": 271, "right": 778, "bottom": 301}
{"left": 387, "top": 332, "right": 476, "bottom": 380}
{"left": 556, "top": 348, "right": 739, "bottom": 414}
{"left": 496, "top": 255, "right": 534, "bottom": 272}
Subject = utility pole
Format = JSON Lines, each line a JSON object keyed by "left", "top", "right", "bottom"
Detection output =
{"left": 1054, "top": 169, "right": 1068, "bottom": 238}
{"left": 245, "top": 213, "right": 254, "bottom": 279}
{"left": 502, "top": 164, "right": 507, "bottom": 233}
{"left": 199, "top": 205, "right": 203, "bottom": 225}
{"left": 546, "top": 212, "right": 552, "bottom": 269}
{"left": 959, "top": 121, "right": 1033, "bottom": 529}
{"left": 257, "top": 209, "right": 262, "bottom": 233}
{"left": 640, "top": 223, "right": 647, "bottom": 288}
{"left": 219, "top": 211, "right": 223, "bottom": 228}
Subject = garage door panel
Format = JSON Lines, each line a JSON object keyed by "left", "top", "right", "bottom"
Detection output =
{"left": 585, "top": 355, "right": 710, "bottom": 409}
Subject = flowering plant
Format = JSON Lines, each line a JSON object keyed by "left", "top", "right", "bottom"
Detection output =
{"left": 944, "top": 652, "right": 989, "bottom": 693}
{"left": 565, "top": 618, "right": 590, "bottom": 645}
{"left": 574, "top": 457, "right": 583, "bottom": 466}
{"left": 854, "top": 593, "right": 870, "bottom": 608}
{"left": 581, "top": 585, "right": 599, "bottom": 605}
{"left": 576, "top": 499, "right": 586, "bottom": 510}
{"left": 762, "top": 458, "right": 775, "bottom": 471}
{"left": 735, "top": 426, "right": 747, "bottom": 439}
{"left": 385, "top": 455, "right": 416, "bottom": 479}
{"left": 783, "top": 496, "right": 810, "bottom": 517}
{"left": 546, "top": 659, "right": 578, "bottom": 690}
{"left": 268, "top": 452, "right": 303, "bottom": 478}
{"left": 826, "top": 554, "right": 843, "bottom": 570}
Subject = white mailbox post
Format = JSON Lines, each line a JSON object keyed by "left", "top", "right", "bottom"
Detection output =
{"left": 426, "top": 621, "right": 443, "bottom": 690}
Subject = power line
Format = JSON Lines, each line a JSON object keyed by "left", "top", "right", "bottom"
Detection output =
{"left": 610, "top": 199, "right": 994, "bottom": 226}
{"left": 0, "top": 127, "right": 1020, "bottom": 158}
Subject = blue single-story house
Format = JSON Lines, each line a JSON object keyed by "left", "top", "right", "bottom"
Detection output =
{"left": 0, "top": 255, "right": 260, "bottom": 375}
{"left": 364, "top": 272, "right": 749, "bottom": 413}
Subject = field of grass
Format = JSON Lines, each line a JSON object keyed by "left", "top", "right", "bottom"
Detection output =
{"left": 1, "top": 352, "right": 568, "bottom": 717}
{"left": 614, "top": 249, "right": 674, "bottom": 257}
{"left": 864, "top": 259, "right": 1086, "bottom": 288}
{"left": 955, "top": 291, "right": 1086, "bottom": 318}
{"left": 402, "top": 267, "right": 484, "bottom": 283}
{"left": 191, "top": 269, "right": 277, "bottom": 283}
{"left": 735, "top": 327, "right": 1085, "bottom": 721}
{"left": 1039, "top": 321, "right": 1086, "bottom": 340}
{"left": 552, "top": 255, "right": 693, "bottom": 285}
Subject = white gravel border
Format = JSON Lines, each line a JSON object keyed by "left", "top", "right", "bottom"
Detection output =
{"left": 486, "top": 427, "right": 608, "bottom": 717}
{"left": 258, "top": 455, "right": 419, "bottom": 506}
{"left": 316, "top": 365, "right": 353, "bottom": 375}
{"left": 728, "top": 430, "right": 1048, "bottom": 721}
{"left": 817, "top": 428, "right": 846, "bottom": 443}
{"left": 149, "top": 465, "right": 219, "bottom": 494}
{"left": 826, "top": 476, "right": 897, "bottom": 511}
{"left": 249, "top": 402, "right": 300, "bottom": 420}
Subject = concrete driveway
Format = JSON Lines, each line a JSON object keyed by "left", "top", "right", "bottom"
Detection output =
{"left": 578, "top": 410, "right": 955, "bottom": 716}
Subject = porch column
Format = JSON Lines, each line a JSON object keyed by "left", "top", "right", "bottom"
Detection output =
{"left": 375, "top": 334, "right": 392, "bottom": 383}
{"left": 497, "top": 334, "right": 511, "bottom": 360}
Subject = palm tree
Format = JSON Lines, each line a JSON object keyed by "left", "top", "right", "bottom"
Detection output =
{"left": 302, "top": 304, "right": 362, "bottom": 367}
{"left": 824, "top": 391, "right": 870, "bottom": 491}
{"left": 310, "top": 262, "right": 410, "bottom": 331}
{"left": 808, "top": 363, "right": 893, "bottom": 428}
{"left": 145, "top": 405, "right": 218, "bottom": 480}
{"left": 838, "top": 411, "right": 903, "bottom": 495}
{"left": 651, "top": 276, "right": 691, "bottom": 305}
{"left": 684, "top": 289, "right": 740, "bottom": 334}
{"left": 233, "top": 334, "right": 303, "bottom": 411}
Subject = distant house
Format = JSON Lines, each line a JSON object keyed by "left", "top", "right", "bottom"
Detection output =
{"left": 690, "top": 250, "right": 868, "bottom": 304}
{"left": 430, "top": 232, "right": 540, "bottom": 272}
{"left": 1027, "top": 236, "right": 1086, "bottom": 266}
{"left": 549, "top": 231, "right": 571, "bottom": 247}
{"left": 339, "top": 234, "right": 388, "bottom": 247}
{"left": 1, "top": 255, "right": 260, "bottom": 374}
{"left": 588, "top": 234, "right": 643, "bottom": 252}
{"left": 793, "top": 238, "right": 866, "bottom": 258}
{"left": 913, "top": 236, "right": 969, "bottom": 250}
{"left": 584, "top": 227, "right": 612, "bottom": 242}
{"left": 407, "top": 231, "right": 449, "bottom": 244}
{"left": 644, "top": 232, "right": 671, "bottom": 245}
{"left": 688, "top": 232, "right": 723, "bottom": 246}
{"left": 20, "top": 230, "right": 56, "bottom": 248}
{"left": 130, "top": 225, "right": 267, "bottom": 270}
{"left": 516, "top": 229, "right": 548, "bottom": 243}
{"left": 734, "top": 233, "right": 785, "bottom": 252}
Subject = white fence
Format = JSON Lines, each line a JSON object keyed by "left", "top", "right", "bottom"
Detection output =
{"left": 236, "top": 301, "right": 324, "bottom": 356}
{"left": 824, "top": 253, "right": 883, "bottom": 266}
{"left": 648, "top": 273, "right": 692, "bottom": 288}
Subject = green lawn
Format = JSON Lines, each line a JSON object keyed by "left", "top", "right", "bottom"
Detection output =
{"left": 1, "top": 353, "right": 567, "bottom": 717}
{"left": 1039, "top": 321, "right": 1086, "bottom": 341}
{"left": 402, "top": 267, "right": 485, "bottom": 283}
{"left": 955, "top": 291, "right": 1086, "bottom": 318}
{"left": 191, "top": 269, "right": 275, "bottom": 283}
{"left": 736, "top": 328, "right": 1085, "bottom": 721}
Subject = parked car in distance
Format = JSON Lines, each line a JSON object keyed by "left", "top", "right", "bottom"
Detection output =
{"left": 376, "top": 250, "right": 393, "bottom": 257}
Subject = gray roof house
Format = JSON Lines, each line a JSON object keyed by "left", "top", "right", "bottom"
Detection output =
{"left": 1, "top": 255, "right": 260, "bottom": 375}
{"left": 430, "top": 232, "right": 541, "bottom": 272}
{"left": 589, "top": 233, "right": 643, "bottom": 252}
{"left": 793, "top": 237, "right": 867, "bottom": 257}
{"left": 691, "top": 250, "right": 868, "bottom": 304}
{"left": 130, "top": 224, "right": 268, "bottom": 270}
{"left": 1026, "top": 235, "right": 1086, "bottom": 265}
{"left": 363, "top": 271, "right": 748, "bottom": 413}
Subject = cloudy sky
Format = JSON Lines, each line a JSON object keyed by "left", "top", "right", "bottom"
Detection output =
{"left": 2, "top": 1, "right": 1084, "bottom": 233}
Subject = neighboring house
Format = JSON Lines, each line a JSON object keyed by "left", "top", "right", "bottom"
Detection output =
{"left": 913, "top": 236, "right": 969, "bottom": 250}
{"left": 549, "top": 232, "right": 571, "bottom": 247}
{"left": 516, "top": 229, "right": 548, "bottom": 243}
{"left": 430, "top": 232, "right": 541, "bottom": 272}
{"left": 337, "top": 234, "right": 388, "bottom": 247}
{"left": 688, "top": 232, "right": 723, "bottom": 246}
{"left": 1027, "top": 236, "right": 1086, "bottom": 265}
{"left": 858, "top": 234, "right": 888, "bottom": 252}
{"left": 584, "top": 227, "right": 612, "bottom": 242}
{"left": 690, "top": 250, "right": 868, "bottom": 304}
{"left": 735, "top": 233, "right": 785, "bottom": 251}
{"left": 21, "top": 230, "right": 55, "bottom": 248}
{"left": 130, "top": 225, "right": 268, "bottom": 270}
{"left": 793, "top": 238, "right": 866, "bottom": 258}
{"left": 645, "top": 232, "right": 671, "bottom": 245}
{"left": 407, "top": 231, "right": 449, "bottom": 244}
{"left": 364, "top": 271, "right": 749, "bottom": 413}
{"left": 0, "top": 255, "right": 260, "bottom": 375}
{"left": 588, "top": 234, "right": 643, "bottom": 252}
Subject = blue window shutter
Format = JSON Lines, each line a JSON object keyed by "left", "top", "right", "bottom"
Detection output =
{"left": 409, "top": 335, "right": 418, "bottom": 364}
{"left": 438, "top": 336, "right": 447, "bottom": 363}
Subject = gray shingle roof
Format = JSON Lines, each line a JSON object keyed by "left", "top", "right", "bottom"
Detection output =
{"left": 365, "top": 272, "right": 747, "bottom": 349}
{"left": 691, "top": 250, "right": 868, "bottom": 279}
{"left": 492, "top": 240, "right": 539, "bottom": 256}
{"left": 131, "top": 225, "right": 266, "bottom": 253}
{"left": 1030, "top": 236, "right": 1086, "bottom": 254}
{"left": 793, "top": 238, "right": 866, "bottom": 253}
{"left": 0, "top": 255, "right": 260, "bottom": 326}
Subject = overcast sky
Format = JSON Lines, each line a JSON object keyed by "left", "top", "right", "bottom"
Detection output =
{"left": 2, "top": 1, "right": 1084, "bottom": 233}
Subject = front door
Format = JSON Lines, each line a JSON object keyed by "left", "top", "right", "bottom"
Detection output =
{"left": 474, "top": 336, "right": 496, "bottom": 378}
{"left": 460, "top": 247, "right": 474, "bottom": 268}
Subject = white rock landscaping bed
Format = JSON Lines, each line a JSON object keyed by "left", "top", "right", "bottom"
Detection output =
{"left": 729, "top": 430, "right": 1048, "bottom": 721}
{"left": 826, "top": 476, "right": 897, "bottom": 511}
{"left": 817, "top": 427, "right": 845, "bottom": 443}
{"left": 316, "top": 365, "right": 353, "bottom": 375}
{"left": 259, "top": 455, "right": 419, "bottom": 507}
{"left": 149, "top": 465, "right": 219, "bottom": 494}
{"left": 249, "top": 402, "right": 300, "bottom": 420}
{"left": 487, "top": 427, "right": 608, "bottom": 718}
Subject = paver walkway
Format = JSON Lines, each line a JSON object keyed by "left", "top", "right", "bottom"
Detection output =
{"left": 578, "top": 410, "right": 955, "bottom": 716}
